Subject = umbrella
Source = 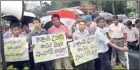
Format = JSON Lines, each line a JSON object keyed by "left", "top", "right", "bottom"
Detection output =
{"left": 22, "top": 11, "right": 36, "bottom": 24}
{"left": 64, "top": 8, "right": 84, "bottom": 15}
{"left": 1, "top": 14, "right": 19, "bottom": 22}
{"left": 1, "top": 11, "right": 36, "bottom": 23}
{"left": 42, "top": 10, "right": 76, "bottom": 30}
{"left": 99, "top": 12, "right": 113, "bottom": 20}
{"left": 47, "top": 8, "right": 84, "bottom": 15}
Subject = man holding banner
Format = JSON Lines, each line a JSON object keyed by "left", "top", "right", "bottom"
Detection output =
{"left": 94, "top": 17, "right": 128, "bottom": 70}
{"left": 48, "top": 14, "right": 73, "bottom": 69}
{"left": 29, "top": 17, "right": 53, "bottom": 70}
{"left": 72, "top": 20, "right": 96, "bottom": 70}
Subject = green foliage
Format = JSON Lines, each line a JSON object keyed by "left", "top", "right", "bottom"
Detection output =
{"left": 127, "top": 3, "right": 136, "bottom": 17}
{"left": 103, "top": 1, "right": 113, "bottom": 14}
{"left": 68, "top": 1, "right": 81, "bottom": 7}
{"left": 27, "top": 1, "right": 59, "bottom": 17}
{"left": 103, "top": 1, "right": 127, "bottom": 15}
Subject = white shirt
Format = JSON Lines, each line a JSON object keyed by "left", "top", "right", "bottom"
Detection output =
{"left": 3, "top": 31, "right": 12, "bottom": 38}
{"left": 134, "top": 27, "right": 139, "bottom": 39}
{"left": 107, "top": 23, "right": 126, "bottom": 38}
{"left": 73, "top": 29, "right": 89, "bottom": 40}
{"left": 126, "top": 27, "right": 137, "bottom": 42}
{"left": 94, "top": 27, "right": 109, "bottom": 53}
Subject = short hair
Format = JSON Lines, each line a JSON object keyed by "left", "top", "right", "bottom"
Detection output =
{"left": 51, "top": 14, "right": 60, "bottom": 20}
{"left": 32, "top": 17, "right": 40, "bottom": 23}
{"left": 135, "top": 19, "right": 140, "bottom": 24}
{"left": 96, "top": 17, "right": 105, "bottom": 23}
{"left": 5, "top": 26, "right": 10, "bottom": 31}
{"left": 43, "top": 21, "right": 53, "bottom": 31}
{"left": 112, "top": 15, "right": 119, "bottom": 20}
{"left": 126, "top": 20, "right": 132, "bottom": 26}
{"left": 92, "top": 12, "right": 98, "bottom": 21}
{"left": 21, "top": 24, "right": 29, "bottom": 28}
{"left": 76, "top": 19, "right": 86, "bottom": 24}
{"left": 10, "top": 23, "right": 20, "bottom": 29}
{"left": 106, "top": 19, "right": 112, "bottom": 23}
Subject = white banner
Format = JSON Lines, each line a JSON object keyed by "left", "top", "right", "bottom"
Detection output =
{"left": 4, "top": 37, "right": 29, "bottom": 62}
{"left": 68, "top": 35, "right": 98, "bottom": 66}
{"left": 32, "top": 32, "right": 69, "bottom": 63}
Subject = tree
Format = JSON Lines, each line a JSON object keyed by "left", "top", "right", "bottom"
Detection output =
{"left": 103, "top": 1, "right": 113, "bottom": 14}
{"left": 102, "top": 1, "right": 127, "bottom": 15}
{"left": 51, "top": 1, "right": 60, "bottom": 10}
{"left": 68, "top": 1, "right": 81, "bottom": 7}
{"left": 25, "top": 1, "right": 60, "bottom": 17}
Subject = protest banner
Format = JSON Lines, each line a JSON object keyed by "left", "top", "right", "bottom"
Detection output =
{"left": 32, "top": 32, "right": 68, "bottom": 63}
{"left": 68, "top": 35, "right": 98, "bottom": 66}
{"left": 4, "top": 37, "right": 29, "bottom": 62}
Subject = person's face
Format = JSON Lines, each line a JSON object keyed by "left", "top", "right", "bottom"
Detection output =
{"left": 24, "top": 25, "right": 29, "bottom": 32}
{"left": 126, "top": 24, "right": 132, "bottom": 29}
{"left": 12, "top": 27, "right": 20, "bottom": 36}
{"left": 79, "top": 22, "right": 86, "bottom": 31}
{"left": 86, "top": 21, "right": 92, "bottom": 27}
{"left": 52, "top": 17, "right": 60, "bottom": 26}
{"left": 97, "top": 20, "right": 106, "bottom": 29}
{"left": 113, "top": 19, "right": 119, "bottom": 24}
{"left": 33, "top": 20, "right": 40, "bottom": 29}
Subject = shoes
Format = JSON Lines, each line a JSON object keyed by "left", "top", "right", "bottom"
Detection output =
{"left": 118, "top": 64, "right": 127, "bottom": 68}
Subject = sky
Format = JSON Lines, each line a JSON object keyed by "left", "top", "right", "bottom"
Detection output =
{"left": 24, "top": 1, "right": 52, "bottom": 10}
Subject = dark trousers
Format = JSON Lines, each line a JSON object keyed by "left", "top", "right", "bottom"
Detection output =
{"left": 107, "top": 44, "right": 112, "bottom": 61}
{"left": 29, "top": 52, "right": 35, "bottom": 70}
{"left": 95, "top": 52, "right": 112, "bottom": 70}
{"left": 127, "top": 41, "right": 137, "bottom": 50}
{"left": 35, "top": 61, "right": 53, "bottom": 70}
{"left": 77, "top": 60, "right": 95, "bottom": 70}
{"left": 7, "top": 61, "right": 28, "bottom": 70}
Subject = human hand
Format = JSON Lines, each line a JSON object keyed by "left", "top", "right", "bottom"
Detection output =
{"left": 30, "top": 44, "right": 35, "bottom": 48}
{"left": 119, "top": 46, "right": 128, "bottom": 52}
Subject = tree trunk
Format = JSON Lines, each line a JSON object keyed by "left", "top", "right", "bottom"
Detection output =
{"left": 136, "top": 1, "right": 140, "bottom": 15}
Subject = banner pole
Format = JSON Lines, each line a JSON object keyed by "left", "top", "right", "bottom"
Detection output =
{"left": 0, "top": 19, "right": 7, "bottom": 70}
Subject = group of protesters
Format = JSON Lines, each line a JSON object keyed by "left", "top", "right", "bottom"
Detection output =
{"left": 2, "top": 12, "right": 140, "bottom": 70}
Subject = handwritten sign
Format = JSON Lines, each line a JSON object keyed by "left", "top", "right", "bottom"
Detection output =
{"left": 68, "top": 36, "right": 98, "bottom": 66}
{"left": 4, "top": 37, "right": 29, "bottom": 62}
{"left": 32, "top": 32, "right": 68, "bottom": 63}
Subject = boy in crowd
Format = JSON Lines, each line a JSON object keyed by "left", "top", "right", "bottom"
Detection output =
{"left": 5, "top": 23, "right": 27, "bottom": 70}
{"left": 3, "top": 26, "right": 12, "bottom": 38}
{"left": 72, "top": 20, "right": 95, "bottom": 70}
{"left": 21, "top": 24, "right": 30, "bottom": 36}
{"left": 125, "top": 20, "right": 138, "bottom": 50}
{"left": 29, "top": 17, "right": 53, "bottom": 70}
{"left": 93, "top": 17, "right": 128, "bottom": 70}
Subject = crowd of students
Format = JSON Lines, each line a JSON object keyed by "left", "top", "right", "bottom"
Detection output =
{"left": 2, "top": 13, "right": 139, "bottom": 70}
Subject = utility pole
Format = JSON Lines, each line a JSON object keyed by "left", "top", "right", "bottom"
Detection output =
{"left": 136, "top": 1, "right": 140, "bottom": 15}
{"left": 112, "top": 1, "right": 115, "bottom": 15}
